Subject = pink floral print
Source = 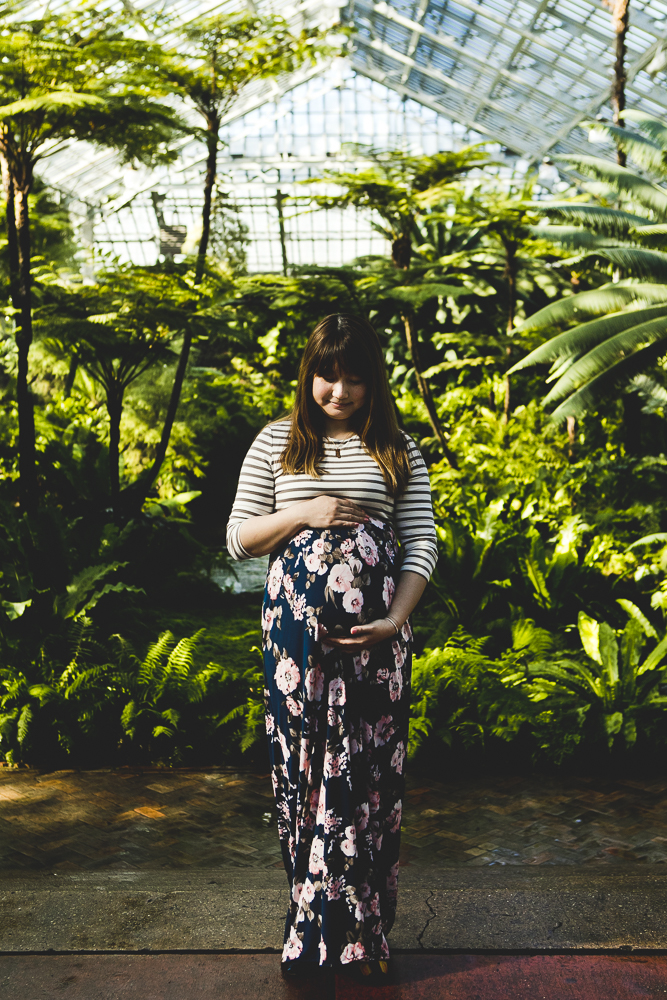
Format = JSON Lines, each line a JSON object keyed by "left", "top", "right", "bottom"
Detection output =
{"left": 262, "top": 519, "right": 411, "bottom": 970}
{"left": 356, "top": 528, "right": 379, "bottom": 566}
{"left": 328, "top": 563, "right": 354, "bottom": 592}
{"left": 275, "top": 656, "right": 300, "bottom": 695}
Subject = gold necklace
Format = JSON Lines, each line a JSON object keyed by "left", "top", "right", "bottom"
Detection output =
{"left": 325, "top": 433, "right": 354, "bottom": 458}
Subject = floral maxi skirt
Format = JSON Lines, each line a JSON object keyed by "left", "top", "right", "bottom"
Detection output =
{"left": 261, "top": 517, "right": 412, "bottom": 968}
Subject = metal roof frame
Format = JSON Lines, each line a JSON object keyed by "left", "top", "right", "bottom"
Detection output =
{"left": 20, "top": 0, "right": 667, "bottom": 265}
{"left": 343, "top": 0, "right": 667, "bottom": 163}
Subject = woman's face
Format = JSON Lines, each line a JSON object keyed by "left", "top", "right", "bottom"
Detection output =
{"left": 312, "top": 369, "right": 367, "bottom": 423}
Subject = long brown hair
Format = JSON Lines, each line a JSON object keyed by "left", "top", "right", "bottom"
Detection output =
{"left": 280, "top": 314, "right": 411, "bottom": 496}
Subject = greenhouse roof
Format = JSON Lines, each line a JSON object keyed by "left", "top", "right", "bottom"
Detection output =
{"left": 343, "top": 0, "right": 667, "bottom": 160}
{"left": 23, "top": 0, "right": 667, "bottom": 265}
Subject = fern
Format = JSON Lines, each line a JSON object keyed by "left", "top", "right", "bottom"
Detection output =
{"left": 17, "top": 705, "right": 32, "bottom": 745}
{"left": 138, "top": 631, "right": 174, "bottom": 688}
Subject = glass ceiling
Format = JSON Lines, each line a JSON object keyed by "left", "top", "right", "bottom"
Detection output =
{"left": 25, "top": 0, "right": 667, "bottom": 267}
{"left": 345, "top": 0, "right": 667, "bottom": 161}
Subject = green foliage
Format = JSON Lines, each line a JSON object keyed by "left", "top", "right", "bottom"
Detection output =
{"left": 527, "top": 603, "right": 667, "bottom": 750}
{"left": 311, "top": 146, "right": 491, "bottom": 261}
{"left": 512, "top": 111, "right": 667, "bottom": 419}
{"left": 0, "top": 5, "right": 184, "bottom": 169}
{"left": 155, "top": 11, "right": 330, "bottom": 125}
{"left": 410, "top": 603, "right": 667, "bottom": 767}
{"left": 4, "top": 63, "right": 667, "bottom": 781}
{"left": 0, "top": 614, "right": 264, "bottom": 767}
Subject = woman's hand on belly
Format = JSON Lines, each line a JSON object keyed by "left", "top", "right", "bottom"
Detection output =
{"left": 303, "top": 495, "right": 369, "bottom": 529}
{"left": 238, "top": 496, "right": 368, "bottom": 557}
{"left": 319, "top": 617, "right": 396, "bottom": 650}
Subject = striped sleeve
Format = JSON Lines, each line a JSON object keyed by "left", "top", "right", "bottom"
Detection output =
{"left": 226, "top": 425, "right": 276, "bottom": 561}
{"left": 394, "top": 434, "right": 438, "bottom": 580}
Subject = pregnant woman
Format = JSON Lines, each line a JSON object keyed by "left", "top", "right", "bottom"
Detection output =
{"left": 226, "top": 313, "right": 437, "bottom": 981}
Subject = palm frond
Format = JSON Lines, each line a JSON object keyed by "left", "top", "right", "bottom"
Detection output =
{"left": 543, "top": 314, "right": 667, "bottom": 406}
{"left": 623, "top": 110, "right": 667, "bottom": 151}
{"left": 549, "top": 339, "right": 667, "bottom": 421}
{"left": 582, "top": 121, "right": 667, "bottom": 176}
{"left": 590, "top": 246, "right": 667, "bottom": 281}
{"left": 556, "top": 154, "right": 667, "bottom": 217}
{"left": 630, "top": 223, "right": 667, "bottom": 236}
{"left": 513, "top": 282, "right": 667, "bottom": 340}
{"left": 530, "top": 203, "right": 651, "bottom": 236}
{"left": 527, "top": 225, "right": 623, "bottom": 249}
{"left": 631, "top": 373, "right": 667, "bottom": 406}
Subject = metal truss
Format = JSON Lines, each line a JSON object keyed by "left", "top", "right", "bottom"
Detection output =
{"left": 343, "top": 0, "right": 667, "bottom": 163}
{"left": 26, "top": 0, "right": 667, "bottom": 267}
{"left": 55, "top": 66, "right": 466, "bottom": 268}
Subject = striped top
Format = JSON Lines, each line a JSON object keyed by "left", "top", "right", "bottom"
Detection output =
{"left": 226, "top": 420, "right": 438, "bottom": 580}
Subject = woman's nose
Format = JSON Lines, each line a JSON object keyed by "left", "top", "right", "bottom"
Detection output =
{"left": 332, "top": 382, "right": 348, "bottom": 399}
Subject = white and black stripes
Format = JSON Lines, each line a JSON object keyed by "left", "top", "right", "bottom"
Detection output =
{"left": 226, "top": 421, "right": 438, "bottom": 581}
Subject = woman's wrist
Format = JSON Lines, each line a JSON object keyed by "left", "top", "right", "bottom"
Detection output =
{"left": 384, "top": 614, "right": 402, "bottom": 634}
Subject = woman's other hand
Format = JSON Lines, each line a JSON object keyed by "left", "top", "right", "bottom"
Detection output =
{"left": 303, "top": 495, "right": 369, "bottom": 529}
{"left": 319, "top": 618, "right": 396, "bottom": 651}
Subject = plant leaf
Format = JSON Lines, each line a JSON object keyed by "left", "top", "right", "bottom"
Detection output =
{"left": 617, "top": 599, "right": 658, "bottom": 639}
{"left": 578, "top": 612, "right": 601, "bottom": 664}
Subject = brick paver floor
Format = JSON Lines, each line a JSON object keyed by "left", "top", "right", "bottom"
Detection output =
{"left": 1, "top": 768, "right": 666, "bottom": 871}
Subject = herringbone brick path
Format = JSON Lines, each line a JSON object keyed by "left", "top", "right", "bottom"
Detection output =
{"left": 1, "top": 768, "right": 666, "bottom": 871}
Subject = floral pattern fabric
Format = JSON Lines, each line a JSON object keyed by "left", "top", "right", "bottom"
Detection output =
{"left": 261, "top": 517, "right": 412, "bottom": 968}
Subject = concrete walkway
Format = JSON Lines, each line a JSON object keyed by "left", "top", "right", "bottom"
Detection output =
{"left": 2, "top": 867, "right": 667, "bottom": 952}
{"left": 3, "top": 767, "right": 667, "bottom": 997}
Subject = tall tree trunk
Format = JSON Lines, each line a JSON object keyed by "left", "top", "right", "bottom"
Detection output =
{"left": 106, "top": 385, "right": 123, "bottom": 509}
{"left": 567, "top": 415, "right": 577, "bottom": 462}
{"left": 276, "top": 189, "right": 289, "bottom": 276}
{"left": 64, "top": 354, "right": 78, "bottom": 398}
{"left": 606, "top": 0, "right": 629, "bottom": 166}
{"left": 14, "top": 175, "right": 37, "bottom": 510}
{"left": 1, "top": 153, "right": 19, "bottom": 312}
{"left": 123, "top": 118, "right": 220, "bottom": 516}
{"left": 402, "top": 313, "right": 458, "bottom": 469}
{"left": 502, "top": 239, "right": 518, "bottom": 426}
{"left": 391, "top": 234, "right": 412, "bottom": 269}
{"left": 194, "top": 123, "right": 218, "bottom": 284}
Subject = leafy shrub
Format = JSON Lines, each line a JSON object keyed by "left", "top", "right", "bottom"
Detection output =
{"left": 0, "top": 618, "right": 264, "bottom": 767}
{"left": 410, "top": 603, "right": 667, "bottom": 769}
{"left": 527, "top": 601, "right": 667, "bottom": 750}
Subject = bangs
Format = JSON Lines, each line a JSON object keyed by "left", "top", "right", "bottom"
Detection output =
{"left": 282, "top": 312, "right": 410, "bottom": 495}
{"left": 310, "top": 334, "right": 368, "bottom": 381}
